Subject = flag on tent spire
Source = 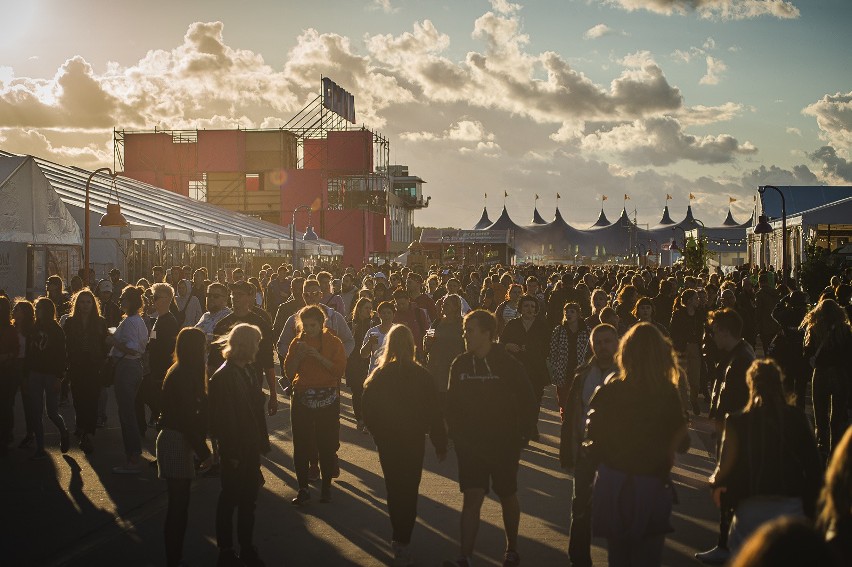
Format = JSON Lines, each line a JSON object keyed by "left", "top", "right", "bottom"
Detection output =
{"left": 689, "top": 193, "right": 696, "bottom": 200}
{"left": 624, "top": 194, "right": 630, "bottom": 200}
{"left": 602, "top": 195, "right": 608, "bottom": 201}
{"left": 666, "top": 193, "right": 673, "bottom": 201}
{"left": 729, "top": 196, "right": 737, "bottom": 203}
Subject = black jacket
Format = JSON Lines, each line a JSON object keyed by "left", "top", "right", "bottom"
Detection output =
{"left": 26, "top": 321, "right": 66, "bottom": 376}
{"left": 446, "top": 344, "right": 537, "bottom": 450}
{"left": 362, "top": 361, "right": 447, "bottom": 452}
{"left": 499, "top": 316, "right": 551, "bottom": 389}
{"left": 710, "top": 339, "right": 756, "bottom": 420}
{"left": 148, "top": 312, "right": 179, "bottom": 381}
{"left": 560, "top": 358, "right": 617, "bottom": 469}
{"left": 62, "top": 315, "right": 108, "bottom": 374}
{"left": 585, "top": 379, "right": 689, "bottom": 480}
{"left": 711, "top": 406, "right": 823, "bottom": 517}
{"left": 159, "top": 365, "right": 212, "bottom": 461}
{"left": 208, "top": 361, "right": 270, "bottom": 459}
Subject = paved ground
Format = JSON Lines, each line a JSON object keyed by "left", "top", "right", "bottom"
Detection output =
{"left": 2, "top": 384, "right": 720, "bottom": 567}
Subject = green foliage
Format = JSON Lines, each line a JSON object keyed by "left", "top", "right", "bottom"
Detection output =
{"left": 683, "top": 236, "right": 712, "bottom": 272}
{"left": 799, "top": 243, "right": 840, "bottom": 301}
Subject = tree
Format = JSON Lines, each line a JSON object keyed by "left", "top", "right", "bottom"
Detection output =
{"left": 798, "top": 243, "right": 840, "bottom": 301}
{"left": 683, "top": 236, "right": 712, "bottom": 273}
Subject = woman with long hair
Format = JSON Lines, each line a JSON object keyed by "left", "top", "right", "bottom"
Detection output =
{"left": 26, "top": 297, "right": 69, "bottom": 459}
{"left": 801, "top": 298, "right": 852, "bottom": 459}
{"left": 284, "top": 305, "right": 347, "bottom": 506}
{"left": 109, "top": 286, "right": 150, "bottom": 474}
{"left": 209, "top": 323, "right": 269, "bottom": 567}
{"left": 346, "top": 297, "right": 375, "bottom": 432}
{"left": 709, "top": 359, "right": 823, "bottom": 556}
{"left": 614, "top": 285, "right": 640, "bottom": 334}
{"left": 62, "top": 290, "right": 109, "bottom": 454}
{"left": 156, "top": 327, "right": 213, "bottom": 567}
{"left": 670, "top": 288, "right": 704, "bottom": 416}
{"left": 362, "top": 324, "right": 448, "bottom": 566}
{"left": 585, "top": 323, "right": 689, "bottom": 566}
{"left": 633, "top": 297, "right": 669, "bottom": 336}
{"left": 12, "top": 300, "right": 36, "bottom": 449}
{"left": 818, "top": 426, "right": 852, "bottom": 565}
{"left": 585, "top": 288, "right": 610, "bottom": 329}
{"left": 0, "top": 296, "right": 20, "bottom": 456}
{"left": 549, "top": 302, "right": 591, "bottom": 419}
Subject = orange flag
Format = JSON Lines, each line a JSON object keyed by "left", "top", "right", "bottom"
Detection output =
{"left": 689, "top": 193, "right": 696, "bottom": 200}
{"left": 666, "top": 194, "right": 673, "bottom": 200}
{"left": 557, "top": 193, "right": 561, "bottom": 199}
{"left": 602, "top": 195, "right": 608, "bottom": 201}
{"left": 729, "top": 197, "right": 737, "bottom": 203}
{"left": 624, "top": 194, "right": 631, "bottom": 200}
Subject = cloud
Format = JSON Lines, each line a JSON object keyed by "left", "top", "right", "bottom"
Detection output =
{"left": 0, "top": 128, "right": 110, "bottom": 168}
{"left": 369, "top": 0, "right": 399, "bottom": 13}
{"left": 803, "top": 91, "right": 852, "bottom": 152}
{"left": 490, "top": 0, "right": 522, "bottom": 15}
{"left": 678, "top": 102, "right": 744, "bottom": 126}
{"left": 581, "top": 116, "right": 757, "bottom": 165}
{"left": 786, "top": 127, "right": 801, "bottom": 136}
{"left": 699, "top": 55, "right": 727, "bottom": 85}
{"left": 584, "top": 24, "right": 614, "bottom": 39}
{"left": 810, "top": 145, "right": 852, "bottom": 183}
{"left": 602, "top": 0, "right": 800, "bottom": 20}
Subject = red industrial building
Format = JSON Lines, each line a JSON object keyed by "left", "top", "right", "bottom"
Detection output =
{"left": 115, "top": 79, "right": 428, "bottom": 268}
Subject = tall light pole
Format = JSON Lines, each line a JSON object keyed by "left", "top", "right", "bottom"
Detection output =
{"left": 754, "top": 185, "right": 788, "bottom": 282}
{"left": 84, "top": 167, "right": 128, "bottom": 287}
{"left": 291, "top": 204, "right": 317, "bottom": 270}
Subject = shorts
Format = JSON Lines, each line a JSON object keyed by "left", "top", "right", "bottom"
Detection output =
{"left": 455, "top": 444, "right": 521, "bottom": 498}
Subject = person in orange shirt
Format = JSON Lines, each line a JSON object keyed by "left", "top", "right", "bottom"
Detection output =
{"left": 284, "top": 305, "right": 347, "bottom": 506}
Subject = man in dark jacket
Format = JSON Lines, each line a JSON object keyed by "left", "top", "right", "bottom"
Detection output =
{"left": 697, "top": 308, "right": 755, "bottom": 565}
{"left": 137, "top": 282, "right": 178, "bottom": 434}
{"left": 445, "top": 310, "right": 537, "bottom": 567}
{"left": 562, "top": 324, "right": 618, "bottom": 567}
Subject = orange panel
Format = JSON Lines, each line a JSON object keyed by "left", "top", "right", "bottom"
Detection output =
{"left": 197, "top": 130, "right": 246, "bottom": 172}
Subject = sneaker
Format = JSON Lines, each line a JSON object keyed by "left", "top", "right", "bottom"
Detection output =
{"left": 216, "top": 548, "right": 246, "bottom": 567}
{"left": 503, "top": 550, "right": 521, "bottom": 567}
{"left": 695, "top": 546, "right": 730, "bottom": 565}
{"left": 60, "top": 430, "right": 70, "bottom": 453}
{"left": 30, "top": 450, "right": 49, "bottom": 461}
{"left": 291, "top": 488, "right": 310, "bottom": 506}
{"left": 79, "top": 434, "right": 94, "bottom": 455}
{"left": 112, "top": 462, "right": 144, "bottom": 474}
{"left": 308, "top": 464, "right": 321, "bottom": 482}
{"left": 18, "top": 435, "right": 34, "bottom": 450}
{"left": 239, "top": 545, "right": 265, "bottom": 567}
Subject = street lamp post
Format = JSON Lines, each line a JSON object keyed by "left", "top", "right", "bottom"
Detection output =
{"left": 754, "top": 185, "right": 788, "bottom": 281}
{"left": 84, "top": 167, "right": 128, "bottom": 287}
{"left": 291, "top": 205, "right": 318, "bottom": 270}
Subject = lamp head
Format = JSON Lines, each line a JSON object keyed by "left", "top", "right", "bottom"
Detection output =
{"left": 99, "top": 203, "right": 128, "bottom": 227}
{"left": 303, "top": 225, "right": 319, "bottom": 241}
{"left": 754, "top": 214, "right": 773, "bottom": 235}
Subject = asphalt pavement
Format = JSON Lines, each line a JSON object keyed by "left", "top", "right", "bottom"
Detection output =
{"left": 1, "top": 384, "right": 720, "bottom": 567}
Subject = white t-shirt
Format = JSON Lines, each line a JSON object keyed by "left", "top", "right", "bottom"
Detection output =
{"left": 109, "top": 314, "right": 148, "bottom": 359}
{"left": 363, "top": 324, "right": 390, "bottom": 376}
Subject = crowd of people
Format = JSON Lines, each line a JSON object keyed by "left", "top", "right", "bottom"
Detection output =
{"left": 1, "top": 259, "right": 851, "bottom": 567}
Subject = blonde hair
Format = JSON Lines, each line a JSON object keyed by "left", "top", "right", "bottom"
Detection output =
{"left": 215, "top": 323, "right": 262, "bottom": 364}
{"left": 616, "top": 322, "right": 679, "bottom": 390}
{"left": 377, "top": 324, "right": 416, "bottom": 367}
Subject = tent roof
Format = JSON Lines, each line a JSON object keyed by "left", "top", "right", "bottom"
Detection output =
{"left": 590, "top": 208, "right": 611, "bottom": 227}
{"left": 472, "top": 207, "right": 492, "bottom": 230}
{"left": 0, "top": 150, "right": 343, "bottom": 255}
{"left": 531, "top": 207, "right": 547, "bottom": 225}
{"left": 486, "top": 206, "right": 522, "bottom": 231}
{"left": 655, "top": 205, "right": 675, "bottom": 227}
{"left": 758, "top": 186, "right": 852, "bottom": 219}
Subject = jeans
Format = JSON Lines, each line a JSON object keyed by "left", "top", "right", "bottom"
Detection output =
{"left": 28, "top": 371, "right": 67, "bottom": 451}
{"left": 606, "top": 534, "right": 665, "bottom": 567}
{"left": 114, "top": 358, "right": 144, "bottom": 457}
{"left": 291, "top": 398, "right": 340, "bottom": 489}
{"left": 568, "top": 455, "right": 596, "bottom": 567}
{"left": 377, "top": 437, "right": 426, "bottom": 545}
{"left": 812, "top": 366, "right": 850, "bottom": 458}
{"left": 216, "top": 454, "right": 261, "bottom": 550}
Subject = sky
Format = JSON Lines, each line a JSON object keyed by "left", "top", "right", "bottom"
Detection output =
{"left": 2, "top": 0, "right": 851, "bottom": 230}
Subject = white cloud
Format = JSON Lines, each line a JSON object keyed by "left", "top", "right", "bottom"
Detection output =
{"left": 580, "top": 116, "right": 757, "bottom": 165}
{"left": 803, "top": 91, "right": 852, "bottom": 152}
{"left": 369, "top": 0, "right": 399, "bottom": 14}
{"left": 602, "top": 0, "right": 800, "bottom": 20}
{"left": 401, "top": 119, "right": 496, "bottom": 144}
{"left": 678, "top": 102, "right": 745, "bottom": 126}
{"left": 786, "top": 127, "right": 801, "bottom": 136}
{"left": 702, "top": 37, "right": 716, "bottom": 50}
{"left": 584, "top": 24, "right": 613, "bottom": 39}
{"left": 490, "top": 0, "right": 521, "bottom": 15}
{"left": 699, "top": 55, "right": 727, "bottom": 85}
